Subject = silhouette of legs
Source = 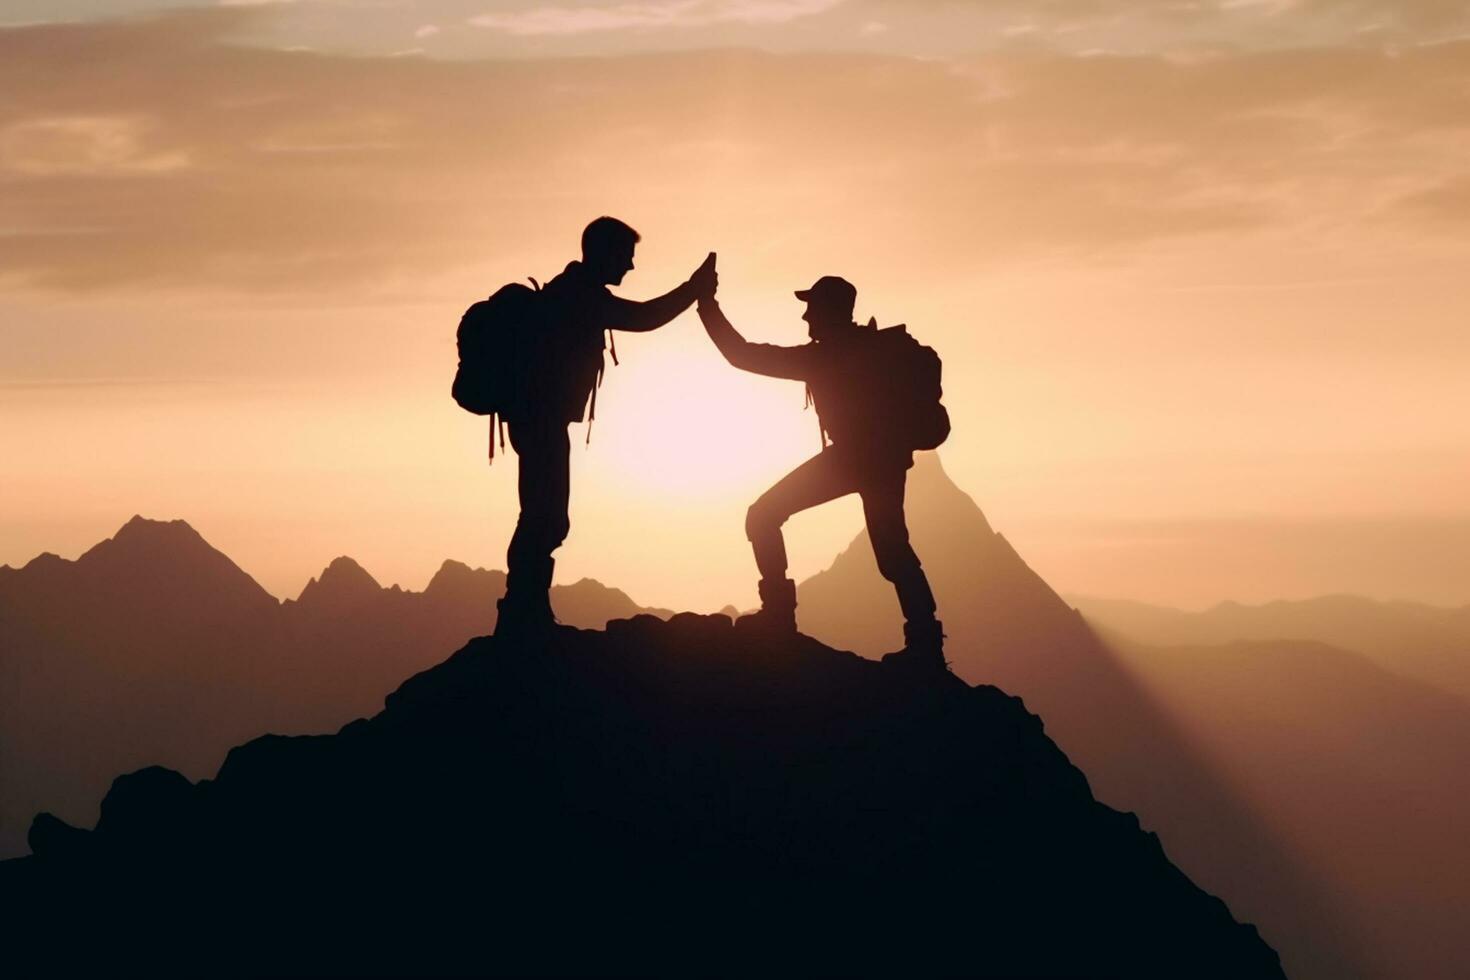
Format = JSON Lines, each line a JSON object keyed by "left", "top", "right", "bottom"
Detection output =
{"left": 745, "top": 449, "right": 940, "bottom": 650}
{"left": 746, "top": 452, "right": 852, "bottom": 584}
{"left": 859, "top": 472, "right": 938, "bottom": 626}
{"left": 501, "top": 419, "right": 571, "bottom": 631}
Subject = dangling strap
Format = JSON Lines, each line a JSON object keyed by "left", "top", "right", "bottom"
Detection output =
{"left": 804, "top": 384, "right": 828, "bottom": 449}
{"left": 488, "top": 412, "right": 506, "bottom": 463}
{"left": 586, "top": 360, "right": 605, "bottom": 447}
{"left": 584, "top": 333, "right": 619, "bottom": 448}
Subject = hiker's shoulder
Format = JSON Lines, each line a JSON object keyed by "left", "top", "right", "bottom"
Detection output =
{"left": 547, "top": 260, "right": 601, "bottom": 290}
{"left": 545, "top": 261, "right": 611, "bottom": 308}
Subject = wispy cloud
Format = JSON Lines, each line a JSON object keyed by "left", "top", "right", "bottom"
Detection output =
{"left": 0, "top": 116, "right": 191, "bottom": 177}
{"left": 0, "top": 11, "right": 1466, "bottom": 293}
{"left": 468, "top": 0, "right": 845, "bottom": 35}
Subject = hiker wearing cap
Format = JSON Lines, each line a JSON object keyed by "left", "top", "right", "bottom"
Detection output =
{"left": 491, "top": 218, "right": 716, "bottom": 634}
{"left": 696, "top": 262, "right": 949, "bottom": 669}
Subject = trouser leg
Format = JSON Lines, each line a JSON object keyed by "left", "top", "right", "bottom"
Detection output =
{"left": 739, "top": 451, "right": 857, "bottom": 629}
{"left": 505, "top": 420, "right": 571, "bottom": 609}
{"left": 745, "top": 451, "right": 857, "bottom": 581}
{"left": 860, "top": 469, "right": 938, "bottom": 626}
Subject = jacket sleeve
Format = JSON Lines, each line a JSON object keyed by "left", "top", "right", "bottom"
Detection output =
{"left": 600, "top": 279, "right": 700, "bottom": 333}
{"left": 697, "top": 298, "right": 817, "bottom": 381}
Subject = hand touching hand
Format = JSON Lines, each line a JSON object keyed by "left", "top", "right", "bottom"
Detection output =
{"left": 690, "top": 251, "right": 718, "bottom": 301}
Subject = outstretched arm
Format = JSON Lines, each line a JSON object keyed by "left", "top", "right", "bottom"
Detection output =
{"left": 697, "top": 297, "right": 816, "bottom": 381}
{"left": 603, "top": 279, "right": 698, "bottom": 333}
{"left": 604, "top": 252, "right": 717, "bottom": 333}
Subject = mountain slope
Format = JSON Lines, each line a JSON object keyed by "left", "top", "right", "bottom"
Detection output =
{"left": 0, "top": 518, "right": 668, "bottom": 859}
{"left": 1105, "top": 634, "right": 1470, "bottom": 980}
{"left": 796, "top": 454, "right": 1369, "bottom": 980}
{"left": 3, "top": 615, "right": 1284, "bottom": 978}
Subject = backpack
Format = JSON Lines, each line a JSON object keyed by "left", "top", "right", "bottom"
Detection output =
{"left": 451, "top": 279, "right": 542, "bottom": 457}
{"left": 809, "top": 322, "right": 948, "bottom": 452}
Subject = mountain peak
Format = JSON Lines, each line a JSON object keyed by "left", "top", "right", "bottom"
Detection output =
{"left": 62, "top": 516, "right": 276, "bottom": 612}
{"left": 423, "top": 559, "right": 505, "bottom": 603}
{"left": 296, "top": 556, "right": 381, "bottom": 607}
{"left": 10, "top": 615, "right": 1283, "bottom": 977}
{"left": 909, "top": 451, "right": 994, "bottom": 536}
{"left": 112, "top": 515, "right": 205, "bottom": 545}
{"left": 20, "top": 552, "right": 67, "bottom": 572}
{"left": 83, "top": 517, "right": 231, "bottom": 573}
{"left": 551, "top": 578, "right": 674, "bottom": 625}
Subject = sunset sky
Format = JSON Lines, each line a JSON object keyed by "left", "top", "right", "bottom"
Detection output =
{"left": 3, "top": 1, "right": 1469, "bottom": 610}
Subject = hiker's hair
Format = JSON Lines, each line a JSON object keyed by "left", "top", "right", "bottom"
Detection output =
{"left": 582, "top": 216, "right": 640, "bottom": 260}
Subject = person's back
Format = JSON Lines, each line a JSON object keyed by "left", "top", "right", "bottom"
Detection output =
{"left": 526, "top": 260, "right": 619, "bottom": 425}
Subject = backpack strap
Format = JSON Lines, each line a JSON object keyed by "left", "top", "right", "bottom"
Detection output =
{"left": 586, "top": 331, "right": 618, "bottom": 447}
{"left": 586, "top": 357, "right": 606, "bottom": 447}
{"left": 804, "top": 384, "right": 829, "bottom": 450}
{"left": 487, "top": 412, "right": 506, "bottom": 463}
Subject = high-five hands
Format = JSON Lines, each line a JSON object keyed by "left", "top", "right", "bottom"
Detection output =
{"left": 690, "top": 252, "right": 718, "bottom": 302}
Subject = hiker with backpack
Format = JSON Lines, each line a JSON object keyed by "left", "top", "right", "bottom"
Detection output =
{"left": 454, "top": 216, "right": 716, "bottom": 633}
{"left": 695, "top": 263, "right": 949, "bottom": 669}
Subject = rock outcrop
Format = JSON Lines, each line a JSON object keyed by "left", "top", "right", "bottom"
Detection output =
{"left": 3, "top": 615, "right": 1283, "bottom": 977}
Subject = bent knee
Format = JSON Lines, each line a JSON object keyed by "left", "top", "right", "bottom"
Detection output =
{"left": 745, "top": 501, "right": 784, "bottom": 540}
{"left": 873, "top": 548, "right": 922, "bottom": 583}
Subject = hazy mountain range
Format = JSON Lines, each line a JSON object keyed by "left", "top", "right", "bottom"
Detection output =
{"left": 0, "top": 518, "right": 669, "bottom": 862}
{"left": 3, "top": 454, "right": 1467, "bottom": 978}
{"left": 1073, "top": 593, "right": 1470, "bottom": 701}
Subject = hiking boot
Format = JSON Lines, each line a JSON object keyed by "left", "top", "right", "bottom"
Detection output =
{"left": 882, "top": 619, "right": 948, "bottom": 673}
{"left": 735, "top": 577, "right": 798, "bottom": 634}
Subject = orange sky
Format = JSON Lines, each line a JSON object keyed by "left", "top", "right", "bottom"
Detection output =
{"left": 2, "top": 5, "right": 1469, "bottom": 610}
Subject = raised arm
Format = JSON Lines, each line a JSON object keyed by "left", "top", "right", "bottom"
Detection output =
{"left": 697, "top": 297, "right": 816, "bottom": 381}
{"left": 602, "top": 279, "right": 700, "bottom": 333}
{"left": 602, "top": 252, "right": 716, "bottom": 333}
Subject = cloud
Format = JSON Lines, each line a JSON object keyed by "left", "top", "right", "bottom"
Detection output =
{"left": 0, "top": 116, "right": 192, "bottom": 176}
{"left": 878, "top": 0, "right": 1470, "bottom": 50}
{"left": 0, "top": 10, "right": 1465, "bottom": 294}
{"left": 468, "top": 0, "right": 846, "bottom": 35}
{"left": 1395, "top": 174, "right": 1470, "bottom": 226}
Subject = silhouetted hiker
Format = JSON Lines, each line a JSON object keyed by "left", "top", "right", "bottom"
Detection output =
{"left": 465, "top": 217, "right": 715, "bottom": 633}
{"left": 696, "top": 263, "right": 950, "bottom": 668}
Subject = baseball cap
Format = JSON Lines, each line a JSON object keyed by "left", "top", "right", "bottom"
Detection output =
{"left": 794, "top": 275, "right": 857, "bottom": 314}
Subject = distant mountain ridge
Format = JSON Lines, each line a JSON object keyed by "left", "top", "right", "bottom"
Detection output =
{"left": 0, "top": 517, "right": 670, "bottom": 860}
{"left": 1072, "top": 593, "right": 1470, "bottom": 701}
{"left": 2, "top": 615, "right": 1285, "bottom": 978}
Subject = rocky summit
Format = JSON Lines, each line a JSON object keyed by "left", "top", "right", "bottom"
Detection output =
{"left": 3, "top": 614, "right": 1283, "bottom": 977}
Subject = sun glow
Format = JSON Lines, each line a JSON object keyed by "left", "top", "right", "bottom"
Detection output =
{"left": 593, "top": 294, "right": 825, "bottom": 500}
